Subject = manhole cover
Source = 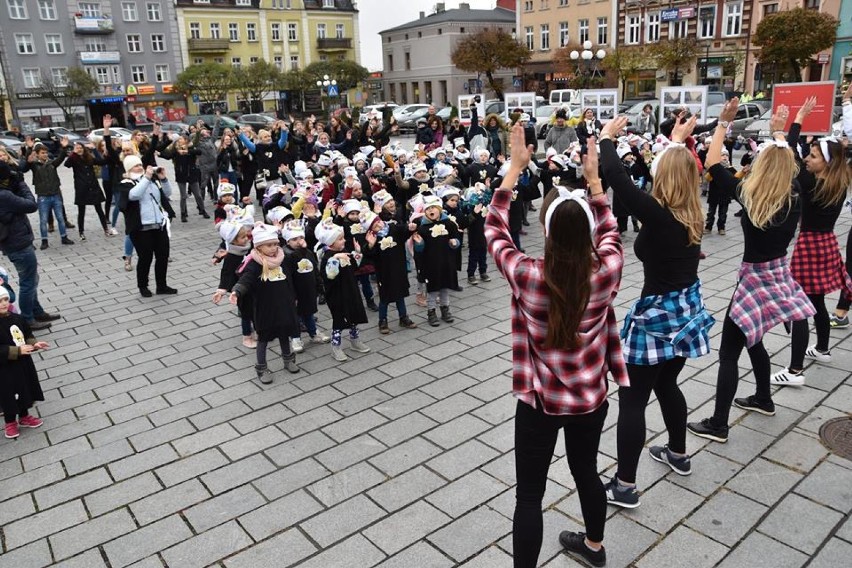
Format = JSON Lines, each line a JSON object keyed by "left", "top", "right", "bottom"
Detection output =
{"left": 819, "top": 417, "right": 852, "bottom": 461}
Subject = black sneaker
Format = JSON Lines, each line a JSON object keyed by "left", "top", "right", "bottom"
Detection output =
{"left": 603, "top": 477, "right": 640, "bottom": 508}
{"left": 734, "top": 395, "right": 776, "bottom": 416}
{"left": 139, "top": 287, "right": 153, "bottom": 298}
{"left": 61, "top": 236, "right": 75, "bottom": 245}
{"left": 559, "top": 531, "right": 606, "bottom": 568}
{"left": 687, "top": 418, "right": 729, "bottom": 443}
{"left": 648, "top": 445, "right": 692, "bottom": 476}
{"left": 28, "top": 320, "right": 52, "bottom": 331}
{"left": 34, "top": 312, "right": 61, "bottom": 322}
{"left": 156, "top": 286, "right": 178, "bottom": 295}
{"left": 40, "top": 240, "right": 49, "bottom": 250}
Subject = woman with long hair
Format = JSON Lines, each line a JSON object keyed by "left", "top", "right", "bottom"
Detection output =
{"left": 769, "top": 97, "right": 852, "bottom": 386}
{"left": 63, "top": 141, "right": 112, "bottom": 241}
{"left": 688, "top": 100, "right": 815, "bottom": 442}
{"left": 486, "top": 123, "right": 627, "bottom": 568}
{"left": 160, "top": 135, "right": 209, "bottom": 222}
{"left": 599, "top": 115, "right": 714, "bottom": 509}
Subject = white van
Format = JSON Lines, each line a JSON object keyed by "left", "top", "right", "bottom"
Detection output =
{"left": 549, "top": 89, "right": 581, "bottom": 107}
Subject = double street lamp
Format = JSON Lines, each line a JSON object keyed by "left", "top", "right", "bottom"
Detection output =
{"left": 316, "top": 74, "right": 338, "bottom": 110}
{"left": 570, "top": 41, "right": 607, "bottom": 88}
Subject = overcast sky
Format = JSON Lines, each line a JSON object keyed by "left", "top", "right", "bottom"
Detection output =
{"left": 357, "top": 0, "right": 497, "bottom": 71}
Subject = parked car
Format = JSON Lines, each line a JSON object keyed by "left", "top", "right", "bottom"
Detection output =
{"left": 623, "top": 100, "right": 660, "bottom": 131}
{"left": 397, "top": 107, "right": 432, "bottom": 133}
{"left": 485, "top": 100, "right": 505, "bottom": 115}
{"left": 534, "top": 105, "right": 556, "bottom": 139}
{"left": 0, "top": 136, "right": 23, "bottom": 156}
{"left": 705, "top": 101, "right": 768, "bottom": 138}
{"left": 549, "top": 89, "right": 581, "bottom": 107}
{"left": 160, "top": 121, "right": 190, "bottom": 137}
{"left": 746, "top": 105, "right": 843, "bottom": 140}
{"left": 619, "top": 97, "right": 655, "bottom": 113}
{"left": 182, "top": 114, "right": 238, "bottom": 131}
{"left": 392, "top": 104, "right": 430, "bottom": 121}
{"left": 238, "top": 113, "right": 276, "bottom": 132}
{"left": 88, "top": 127, "right": 134, "bottom": 144}
{"left": 359, "top": 103, "right": 398, "bottom": 126}
{"left": 30, "top": 127, "right": 87, "bottom": 152}
{"left": 436, "top": 106, "right": 453, "bottom": 122}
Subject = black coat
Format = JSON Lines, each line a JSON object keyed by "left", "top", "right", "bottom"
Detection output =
{"left": 160, "top": 145, "right": 201, "bottom": 184}
{"left": 65, "top": 152, "right": 107, "bottom": 205}
{"left": 443, "top": 203, "right": 467, "bottom": 271}
{"left": 232, "top": 257, "right": 298, "bottom": 341}
{"left": 0, "top": 172, "right": 37, "bottom": 254}
{"left": 415, "top": 215, "right": 460, "bottom": 292}
{"left": 284, "top": 246, "right": 320, "bottom": 317}
{"left": 320, "top": 250, "right": 368, "bottom": 329}
{"left": 364, "top": 223, "right": 411, "bottom": 304}
{"left": 576, "top": 120, "right": 603, "bottom": 147}
{"left": 0, "top": 314, "right": 44, "bottom": 416}
{"left": 465, "top": 206, "right": 487, "bottom": 250}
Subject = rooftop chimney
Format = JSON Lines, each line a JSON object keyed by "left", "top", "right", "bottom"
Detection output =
{"left": 419, "top": 10, "right": 425, "bottom": 18}
{"left": 435, "top": 3, "right": 445, "bottom": 13}
{"left": 459, "top": 2, "right": 470, "bottom": 8}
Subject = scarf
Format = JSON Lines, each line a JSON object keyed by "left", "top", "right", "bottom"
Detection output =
{"left": 250, "top": 247, "right": 285, "bottom": 281}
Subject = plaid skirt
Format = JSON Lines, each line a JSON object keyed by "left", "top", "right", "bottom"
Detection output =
{"left": 790, "top": 230, "right": 852, "bottom": 296}
{"left": 729, "top": 257, "right": 816, "bottom": 348}
{"left": 621, "top": 280, "right": 715, "bottom": 366}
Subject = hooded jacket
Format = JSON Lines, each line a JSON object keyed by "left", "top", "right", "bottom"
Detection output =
{"left": 0, "top": 168, "right": 38, "bottom": 254}
{"left": 483, "top": 113, "right": 509, "bottom": 157}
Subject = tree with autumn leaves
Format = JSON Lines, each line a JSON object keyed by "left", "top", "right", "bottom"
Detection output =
{"left": 754, "top": 7, "right": 838, "bottom": 82}
{"left": 451, "top": 28, "right": 531, "bottom": 100}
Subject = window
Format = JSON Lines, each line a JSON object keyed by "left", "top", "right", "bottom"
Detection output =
{"left": 405, "top": 52, "right": 411, "bottom": 70}
{"left": 7, "top": 0, "right": 27, "bottom": 19}
{"left": 597, "top": 17, "right": 607, "bottom": 45}
{"left": 22, "top": 68, "right": 41, "bottom": 89}
{"left": 699, "top": 7, "right": 716, "bottom": 39}
{"left": 646, "top": 12, "right": 660, "bottom": 43}
{"left": 523, "top": 0, "right": 532, "bottom": 10}
{"left": 122, "top": 2, "right": 137, "bottom": 21}
{"left": 151, "top": 34, "right": 165, "bottom": 52}
{"left": 559, "top": 22, "right": 569, "bottom": 46}
{"left": 336, "top": 23, "right": 345, "bottom": 38}
{"left": 319, "top": 54, "right": 328, "bottom": 62}
{"left": 559, "top": 0, "right": 568, "bottom": 5}
{"left": 387, "top": 53, "right": 393, "bottom": 71}
{"left": 627, "top": 15, "right": 641, "bottom": 45}
{"left": 155, "top": 64, "right": 169, "bottom": 82}
{"left": 91, "top": 66, "right": 110, "bottom": 85}
{"left": 51, "top": 67, "right": 68, "bottom": 87}
{"left": 210, "top": 23, "right": 221, "bottom": 39}
{"left": 250, "top": 56, "right": 258, "bottom": 64}
{"left": 193, "top": 57, "right": 203, "bottom": 65}
{"left": 540, "top": 24, "right": 550, "bottom": 50}
{"left": 232, "top": 57, "right": 241, "bottom": 68}
{"left": 127, "top": 34, "right": 142, "bottom": 52}
{"left": 273, "top": 55, "right": 283, "bottom": 70}
{"left": 578, "top": 19, "right": 589, "bottom": 44}
{"left": 540, "top": 0, "right": 548, "bottom": 7}
{"left": 271, "top": 23, "right": 281, "bottom": 41}
{"left": 287, "top": 23, "right": 298, "bottom": 41}
{"left": 15, "top": 34, "right": 35, "bottom": 55}
{"left": 317, "top": 23, "right": 326, "bottom": 39}
{"left": 323, "top": 0, "right": 333, "bottom": 6}
{"left": 146, "top": 2, "right": 160, "bottom": 21}
{"left": 84, "top": 38, "right": 106, "bottom": 51}
{"left": 229, "top": 23, "right": 239, "bottom": 41}
{"left": 247, "top": 23, "right": 257, "bottom": 41}
{"left": 131, "top": 65, "right": 146, "bottom": 83}
{"left": 763, "top": 3, "right": 778, "bottom": 15}
{"left": 805, "top": 0, "right": 820, "bottom": 9}
{"left": 670, "top": 19, "right": 687, "bottom": 39}
{"left": 111, "top": 66, "right": 122, "bottom": 83}
{"left": 290, "top": 55, "right": 299, "bottom": 70}
{"left": 236, "top": 0, "right": 250, "bottom": 5}
{"left": 724, "top": 1, "right": 743, "bottom": 36}
{"left": 38, "top": 0, "right": 56, "bottom": 19}
{"left": 45, "top": 34, "right": 63, "bottom": 54}
{"left": 190, "top": 23, "right": 200, "bottom": 39}
{"left": 525, "top": 26, "right": 534, "bottom": 50}
{"left": 213, "top": 57, "right": 224, "bottom": 64}
{"left": 79, "top": 2, "right": 100, "bottom": 17}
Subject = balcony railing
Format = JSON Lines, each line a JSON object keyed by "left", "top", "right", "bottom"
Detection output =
{"left": 74, "top": 16, "right": 114, "bottom": 34}
{"left": 187, "top": 38, "right": 230, "bottom": 52}
{"left": 317, "top": 37, "right": 352, "bottom": 50}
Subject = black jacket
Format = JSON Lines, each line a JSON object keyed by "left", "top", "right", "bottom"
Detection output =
{"left": 0, "top": 169, "right": 38, "bottom": 254}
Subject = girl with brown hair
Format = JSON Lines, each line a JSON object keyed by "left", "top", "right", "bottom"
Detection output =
{"left": 486, "top": 123, "right": 626, "bottom": 568}
{"left": 64, "top": 141, "right": 111, "bottom": 240}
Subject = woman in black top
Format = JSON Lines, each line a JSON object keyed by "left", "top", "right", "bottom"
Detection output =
{"left": 576, "top": 109, "right": 603, "bottom": 147}
{"left": 598, "top": 115, "right": 713, "bottom": 509}
{"left": 688, "top": 100, "right": 814, "bottom": 443}
{"left": 64, "top": 142, "right": 111, "bottom": 240}
{"left": 770, "top": 97, "right": 852, "bottom": 386}
{"left": 160, "top": 136, "right": 208, "bottom": 222}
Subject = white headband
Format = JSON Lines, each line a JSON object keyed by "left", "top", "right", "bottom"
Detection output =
{"left": 756, "top": 138, "right": 790, "bottom": 154}
{"left": 819, "top": 136, "right": 838, "bottom": 163}
{"left": 544, "top": 186, "right": 595, "bottom": 239}
{"left": 649, "top": 141, "right": 685, "bottom": 178}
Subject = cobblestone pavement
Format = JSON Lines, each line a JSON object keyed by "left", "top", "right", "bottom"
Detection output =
{"left": 1, "top": 158, "right": 851, "bottom": 568}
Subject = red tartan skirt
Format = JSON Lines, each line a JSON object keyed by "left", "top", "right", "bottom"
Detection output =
{"left": 790, "top": 230, "right": 852, "bottom": 296}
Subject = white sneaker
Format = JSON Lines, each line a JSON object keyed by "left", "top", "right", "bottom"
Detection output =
{"left": 770, "top": 368, "right": 805, "bottom": 387}
{"left": 290, "top": 337, "right": 304, "bottom": 353}
{"left": 107, "top": 225, "right": 119, "bottom": 236}
{"left": 310, "top": 332, "right": 330, "bottom": 344}
{"left": 349, "top": 338, "right": 371, "bottom": 353}
{"left": 804, "top": 345, "right": 831, "bottom": 362}
{"left": 331, "top": 344, "right": 349, "bottom": 361}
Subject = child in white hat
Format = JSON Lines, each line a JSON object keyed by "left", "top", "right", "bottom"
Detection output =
{"left": 212, "top": 221, "right": 256, "bottom": 349}
{"left": 413, "top": 195, "right": 461, "bottom": 326}
{"left": 281, "top": 220, "right": 330, "bottom": 353}
{"left": 230, "top": 224, "right": 300, "bottom": 383}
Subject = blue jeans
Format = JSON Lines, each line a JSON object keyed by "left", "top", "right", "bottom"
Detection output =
{"left": 124, "top": 235, "right": 134, "bottom": 258}
{"left": 378, "top": 299, "right": 408, "bottom": 321}
{"left": 358, "top": 273, "right": 374, "bottom": 301}
{"left": 5, "top": 247, "right": 46, "bottom": 322}
{"left": 468, "top": 246, "right": 487, "bottom": 277}
{"left": 38, "top": 195, "right": 67, "bottom": 239}
{"left": 291, "top": 314, "right": 318, "bottom": 339}
{"left": 111, "top": 190, "right": 121, "bottom": 227}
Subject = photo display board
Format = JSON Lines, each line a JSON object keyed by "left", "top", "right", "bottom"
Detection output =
{"left": 579, "top": 89, "right": 618, "bottom": 123}
{"left": 660, "top": 86, "right": 709, "bottom": 125}
{"left": 458, "top": 95, "right": 486, "bottom": 128}
{"left": 503, "top": 92, "right": 537, "bottom": 119}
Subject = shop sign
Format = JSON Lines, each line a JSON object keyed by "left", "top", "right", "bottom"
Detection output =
{"left": 17, "top": 92, "right": 44, "bottom": 99}
{"left": 136, "top": 85, "right": 156, "bottom": 95}
{"left": 162, "top": 84, "right": 175, "bottom": 93}
{"left": 818, "top": 53, "right": 830, "bottom": 64}
{"left": 661, "top": 8, "right": 679, "bottom": 21}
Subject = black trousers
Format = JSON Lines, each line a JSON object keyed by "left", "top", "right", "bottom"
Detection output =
{"left": 513, "top": 399, "right": 608, "bottom": 568}
{"left": 790, "top": 293, "right": 830, "bottom": 369}
{"left": 129, "top": 227, "right": 170, "bottom": 290}
{"left": 616, "top": 358, "right": 687, "bottom": 484}
{"left": 711, "top": 312, "right": 772, "bottom": 426}
{"left": 77, "top": 203, "right": 108, "bottom": 234}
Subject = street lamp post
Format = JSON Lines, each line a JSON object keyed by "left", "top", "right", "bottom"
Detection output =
{"left": 570, "top": 41, "right": 606, "bottom": 89}
{"left": 315, "top": 74, "right": 338, "bottom": 112}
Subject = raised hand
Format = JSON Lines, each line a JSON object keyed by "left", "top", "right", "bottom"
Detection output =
{"left": 671, "top": 115, "right": 698, "bottom": 143}
{"left": 600, "top": 116, "right": 628, "bottom": 139}
{"left": 769, "top": 105, "right": 790, "bottom": 133}
{"left": 795, "top": 96, "right": 817, "bottom": 123}
{"left": 719, "top": 97, "right": 739, "bottom": 123}
{"left": 508, "top": 123, "right": 531, "bottom": 170}
{"left": 103, "top": 114, "right": 113, "bottom": 130}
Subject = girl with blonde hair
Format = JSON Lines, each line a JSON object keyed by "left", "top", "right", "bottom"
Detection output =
{"left": 688, "top": 99, "right": 815, "bottom": 443}
{"left": 600, "top": 114, "right": 714, "bottom": 509}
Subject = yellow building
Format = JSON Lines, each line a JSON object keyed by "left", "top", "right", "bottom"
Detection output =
{"left": 175, "top": 0, "right": 360, "bottom": 114}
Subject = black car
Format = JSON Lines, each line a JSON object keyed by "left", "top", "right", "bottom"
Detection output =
{"left": 237, "top": 114, "right": 277, "bottom": 132}
{"left": 28, "top": 127, "right": 87, "bottom": 153}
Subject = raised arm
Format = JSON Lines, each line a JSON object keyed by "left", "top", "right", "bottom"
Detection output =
{"left": 705, "top": 98, "right": 742, "bottom": 199}
{"left": 238, "top": 132, "right": 257, "bottom": 153}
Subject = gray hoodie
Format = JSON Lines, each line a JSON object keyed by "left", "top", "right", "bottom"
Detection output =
{"left": 544, "top": 124, "right": 578, "bottom": 154}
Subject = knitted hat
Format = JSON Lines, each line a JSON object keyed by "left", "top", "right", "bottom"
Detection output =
{"left": 315, "top": 217, "right": 344, "bottom": 246}
{"left": 293, "top": 160, "right": 308, "bottom": 176}
{"left": 123, "top": 155, "right": 143, "bottom": 171}
{"left": 371, "top": 189, "right": 393, "bottom": 212}
{"left": 437, "top": 186, "right": 460, "bottom": 200}
{"left": 298, "top": 169, "right": 314, "bottom": 180}
{"left": 282, "top": 219, "right": 306, "bottom": 241}
{"left": 316, "top": 154, "right": 333, "bottom": 167}
{"left": 616, "top": 144, "right": 632, "bottom": 159}
{"left": 342, "top": 199, "right": 362, "bottom": 215}
{"left": 454, "top": 138, "right": 466, "bottom": 148}
{"left": 474, "top": 148, "right": 490, "bottom": 161}
{"left": 343, "top": 166, "right": 358, "bottom": 179}
{"left": 336, "top": 158, "right": 350, "bottom": 169}
{"left": 216, "top": 181, "right": 236, "bottom": 199}
{"left": 352, "top": 152, "right": 368, "bottom": 165}
{"left": 359, "top": 209, "right": 380, "bottom": 232}
{"left": 359, "top": 145, "right": 376, "bottom": 157}
{"left": 252, "top": 224, "right": 280, "bottom": 246}
{"left": 432, "top": 163, "right": 453, "bottom": 179}
{"left": 370, "top": 157, "right": 384, "bottom": 170}
{"left": 422, "top": 194, "right": 442, "bottom": 212}
{"left": 0, "top": 287, "right": 8, "bottom": 301}
{"left": 410, "top": 162, "right": 427, "bottom": 175}
{"left": 266, "top": 206, "right": 293, "bottom": 224}
{"left": 218, "top": 221, "right": 242, "bottom": 245}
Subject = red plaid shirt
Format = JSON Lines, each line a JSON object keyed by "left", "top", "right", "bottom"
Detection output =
{"left": 485, "top": 188, "right": 629, "bottom": 416}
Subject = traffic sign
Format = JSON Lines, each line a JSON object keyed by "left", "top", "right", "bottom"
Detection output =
{"left": 192, "top": 94, "right": 200, "bottom": 103}
{"left": 513, "top": 76, "right": 522, "bottom": 88}
{"left": 327, "top": 84, "right": 339, "bottom": 97}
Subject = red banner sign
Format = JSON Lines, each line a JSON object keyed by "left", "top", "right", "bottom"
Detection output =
{"left": 772, "top": 81, "right": 836, "bottom": 135}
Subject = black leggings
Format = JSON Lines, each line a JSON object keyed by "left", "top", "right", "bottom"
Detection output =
{"left": 102, "top": 181, "right": 113, "bottom": 222}
{"left": 129, "top": 227, "right": 170, "bottom": 290}
{"left": 838, "top": 229, "right": 852, "bottom": 312}
{"left": 2, "top": 400, "right": 31, "bottom": 424}
{"left": 711, "top": 312, "right": 772, "bottom": 426}
{"left": 256, "top": 336, "right": 291, "bottom": 366}
{"left": 77, "top": 203, "right": 108, "bottom": 234}
{"left": 616, "top": 358, "right": 687, "bottom": 484}
{"left": 790, "top": 293, "right": 829, "bottom": 370}
{"left": 513, "top": 399, "right": 608, "bottom": 568}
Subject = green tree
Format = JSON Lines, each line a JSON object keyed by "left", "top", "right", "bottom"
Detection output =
{"left": 174, "top": 63, "right": 232, "bottom": 108}
{"left": 600, "top": 46, "right": 648, "bottom": 99}
{"left": 38, "top": 67, "right": 99, "bottom": 130}
{"left": 302, "top": 60, "right": 369, "bottom": 91}
{"left": 754, "top": 7, "right": 838, "bottom": 81}
{"left": 231, "top": 59, "right": 279, "bottom": 113}
{"left": 451, "top": 28, "right": 532, "bottom": 100}
{"left": 649, "top": 39, "right": 698, "bottom": 86}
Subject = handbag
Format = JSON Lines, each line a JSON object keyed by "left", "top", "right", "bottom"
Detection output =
{"left": 255, "top": 173, "right": 268, "bottom": 190}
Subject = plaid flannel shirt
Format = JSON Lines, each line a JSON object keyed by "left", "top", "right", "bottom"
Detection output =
{"left": 485, "top": 188, "right": 629, "bottom": 416}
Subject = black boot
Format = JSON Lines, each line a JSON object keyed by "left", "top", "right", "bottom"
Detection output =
{"left": 427, "top": 309, "right": 440, "bottom": 327}
{"left": 399, "top": 316, "right": 417, "bottom": 329}
{"left": 378, "top": 319, "right": 390, "bottom": 334}
{"left": 40, "top": 240, "right": 49, "bottom": 250}
{"left": 366, "top": 298, "right": 378, "bottom": 312}
{"left": 440, "top": 305, "right": 454, "bottom": 323}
